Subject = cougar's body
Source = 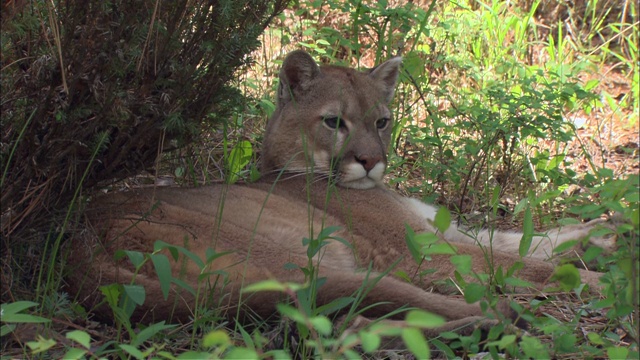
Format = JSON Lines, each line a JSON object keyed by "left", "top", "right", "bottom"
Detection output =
{"left": 69, "top": 50, "right": 609, "bottom": 334}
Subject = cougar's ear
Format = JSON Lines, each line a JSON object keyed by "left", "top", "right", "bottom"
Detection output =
{"left": 278, "top": 50, "right": 320, "bottom": 104}
{"left": 369, "top": 57, "right": 402, "bottom": 104}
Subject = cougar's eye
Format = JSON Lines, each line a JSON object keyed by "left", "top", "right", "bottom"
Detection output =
{"left": 323, "top": 116, "right": 344, "bottom": 130}
{"left": 375, "top": 117, "right": 389, "bottom": 129}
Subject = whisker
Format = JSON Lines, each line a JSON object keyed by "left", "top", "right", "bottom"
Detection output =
{"left": 260, "top": 167, "right": 336, "bottom": 185}
{"left": 311, "top": 173, "right": 337, "bottom": 186}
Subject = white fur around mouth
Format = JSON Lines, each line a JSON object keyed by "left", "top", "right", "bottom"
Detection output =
{"left": 339, "top": 162, "right": 385, "bottom": 189}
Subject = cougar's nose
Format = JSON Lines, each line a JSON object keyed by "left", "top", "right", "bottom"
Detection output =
{"left": 355, "top": 154, "right": 382, "bottom": 172}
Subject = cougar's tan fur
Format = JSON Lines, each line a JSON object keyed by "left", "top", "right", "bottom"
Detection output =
{"left": 69, "top": 50, "right": 609, "bottom": 334}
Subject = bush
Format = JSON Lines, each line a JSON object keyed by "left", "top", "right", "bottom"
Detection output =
{"left": 1, "top": 0, "right": 287, "bottom": 242}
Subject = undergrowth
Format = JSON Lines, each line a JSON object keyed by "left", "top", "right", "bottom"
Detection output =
{"left": 1, "top": 0, "right": 638, "bottom": 359}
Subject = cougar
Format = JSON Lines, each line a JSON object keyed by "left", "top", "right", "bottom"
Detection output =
{"left": 69, "top": 50, "right": 612, "bottom": 338}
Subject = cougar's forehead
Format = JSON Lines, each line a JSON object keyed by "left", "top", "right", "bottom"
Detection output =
{"left": 312, "top": 66, "right": 388, "bottom": 115}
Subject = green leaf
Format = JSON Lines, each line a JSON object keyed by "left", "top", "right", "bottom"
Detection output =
{"left": 150, "top": 254, "right": 173, "bottom": 300}
{"left": 584, "top": 79, "right": 599, "bottom": 91}
{"left": 259, "top": 99, "right": 276, "bottom": 117}
{"left": 503, "top": 277, "right": 534, "bottom": 288}
{"left": 490, "top": 185, "right": 501, "bottom": 208}
{"left": 403, "top": 51, "right": 426, "bottom": 79}
{"left": 569, "top": 204, "right": 607, "bottom": 219}
{"left": 513, "top": 198, "right": 528, "bottom": 215}
{"left": 430, "top": 338, "right": 456, "bottom": 358}
{"left": 131, "top": 321, "right": 176, "bottom": 347}
{"left": 414, "top": 232, "right": 440, "bottom": 247}
{"left": 226, "top": 140, "right": 253, "bottom": 184}
{"left": 123, "top": 284, "right": 146, "bottom": 305}
{"left": 393, "top": 270, "right": 411, "bottom": 282}
{"left": 225, "top": 347, "right": 259, "bottom": 359}
{"left": 606, "top": 346, "right": 629, "bottom": 360}
{"left": 124, "top": 250, "right": 145, "bottom": 268}
{"left": 556, "top": 217, "right": 581, "bottom": 226}
{"left": 66, "top": 330, "right": 91, "bottom": 349}
{"left": 438, "top": 331, "right": 459, "bottom": 340}
{"left": 1, "top": 324, "right": 16, "bottom": 337}
{"left": 369, "top": 322, "right": 403, "bottom": 337}
{"left": 450, "top": 255, "right": 472, "bottom": 274}
{"left": 547, "top": 154, "right": 565, "bottom": 170}
{"left": 552, "top": 264, "right": 581, "bottom": 291}
{"left": 587, "top": 332, "right": 605, "bottom": 345}
{"left": 422, "top": 242, "right": 457, "bottom": 256}
{"left": 582, "top": 246, "right": 603, "bottom": 263}
{"left": 519, "top": 335, "right": 549, "bottom": 358}
{"left": 487, "top": 334, "right": 516, "bottom": 349}
{"left": 463, "top": 283, "right": 486, "bottom": 303}
{"left": 316, "top": 297, "right": 354, "bottom": 316}
{"left": 404, "top": 224, "right": 423, "bottom": 263}
{"left": 203, "top": 330, "right": 231, "bottom": 348}
{"left": 487, "top": 323, "right": 505, "bottom": 341}
{"left": 172, "top": 278, "right": 196, "bottom": 296}
{"left": 555, "top": 333, "right": 577, "bottom": 353}
{"left": 616, "top": 257, "right": 634, "bottom": 279}
{"left": 242, "top": 280, "right": 298, "bottom": 293}
{"left": 0, "top": 313, "right": 51, "bottom": 324}
{"left": 519, "top": 207, "right": 533, "bottom": 257}
{"left": 178, "top": 246, "right": 205, "bottom": 269}
{"left": 113, "top": 249, "right": 126, "bottom": 261}
{"left": 283, "top": 262, "right": 298, "bottom": 270}
{"left": 309, "top": 316, "right": 332, "bottom": 336}
{"left": 317, "top": 225, "right": 342, "bottom": 240}
{"left": 26, "top": 336, "right": 56, "bottom": 354}
{"left": 594, "top": 297, "right": 616, "bottom": 309}
{"left": 552, "top": 239, "right": 578, "bottom": 254}
{"left": 434, "top": 207, "right": 451, "bottom": 233}
{"left": 176, "top": 351, "right": 215, "bottom": 359}
{"left": 263, "top": 350, "right": 292, "bottom": 360}
{"left": 401, "top": 327, "right": 430, "bottom": 359}
{"left": 360, "top": 330, "right": 381, "bottom": 353}
{"left": 237, "top": 325, "right": 254, "bottom": 350}
{"left": 99, "top": 284, "right": 121, "bottom": 307}
{"left": 205, "top": 249, "right": 232, "bottom": 266}
{"left": 63, "top": 347, "right": 88, "bottom": 360}
{"left": 275, "top": 304, "right": 305, "bottom": 323}
{"left": 1, "top": 301, "right": 39, "bottom": 315}
{"left": 119, "top": 344, "right": 144, "bottom": 360}
{"left": 603, "top": 200, "right": 625, "bottom": 213}
{"left": 341, "top": 333, "right": 359, "bottom": 349}
{"left": 630, "top": 208, "right": 639, "bottom": 226}
{"left": 153, "top": 240, "right": 180, "bottom": 261}
{"left": 405, "top": 310, "right": 445, "bottom": 329}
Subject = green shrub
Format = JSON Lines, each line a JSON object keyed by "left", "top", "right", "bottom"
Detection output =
{"left": 1, "top": 0, "right": 287, "bottom": 241}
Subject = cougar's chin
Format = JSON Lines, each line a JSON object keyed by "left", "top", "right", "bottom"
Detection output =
{"left": 340, "top": 177, "right": 379, "bottom": 189}
{"left": 338, "top": 162, "right": 385, "bottom": 189}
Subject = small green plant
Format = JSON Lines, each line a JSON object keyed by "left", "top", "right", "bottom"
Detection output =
{"left": 1, "top": 301, "right": 51, "bottom": 337}
{"left": 71, "top": 239, "right": 234, "bottom": 358}
{"left": 242, "top": 279, "right": 447, "bottom": 359}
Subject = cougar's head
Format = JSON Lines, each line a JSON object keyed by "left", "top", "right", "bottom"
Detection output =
{"left": 261, "top": 50, "right": 402, "bottom": 189}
